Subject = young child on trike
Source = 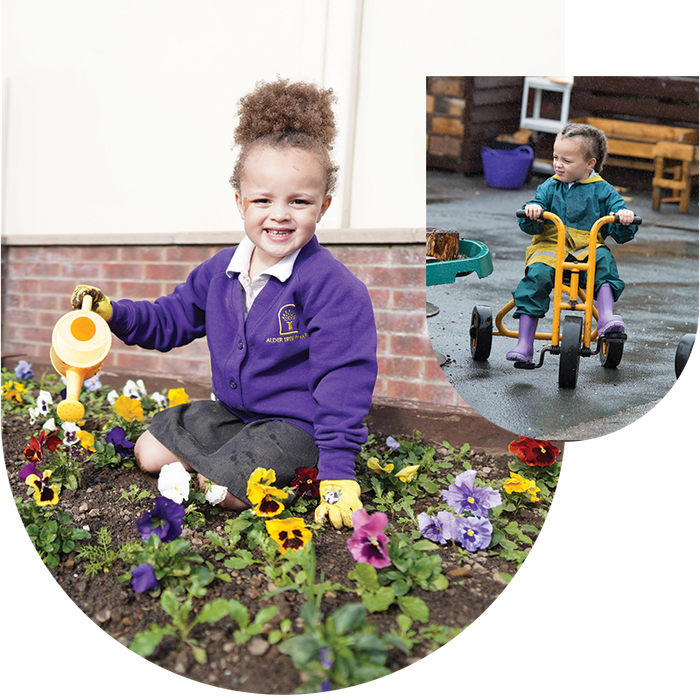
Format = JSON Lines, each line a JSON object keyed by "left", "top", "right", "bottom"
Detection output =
{"left": 507, "top": 122, "right": 639, "bottom": 364}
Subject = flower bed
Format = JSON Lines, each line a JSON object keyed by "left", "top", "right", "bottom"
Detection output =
{"left": 2, "top": 361, "right": 561, "bottom": 694}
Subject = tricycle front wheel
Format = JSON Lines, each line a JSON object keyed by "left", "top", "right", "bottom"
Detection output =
{"left": 559, "top": 316, "right": 582, "bottom": 389}
{"left": 599, "top": 334, "right": 625, "bottom": 368}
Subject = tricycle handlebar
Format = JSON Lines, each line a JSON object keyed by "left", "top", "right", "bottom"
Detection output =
{"left": 516, "top": 209, "right": 642, "bottom": 226}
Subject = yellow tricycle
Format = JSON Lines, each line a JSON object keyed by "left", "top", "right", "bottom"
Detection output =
{"left": 469, "top": 210, "right": 642, "bottom": 389}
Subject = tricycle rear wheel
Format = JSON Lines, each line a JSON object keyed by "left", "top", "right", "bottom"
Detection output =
{"left": 469, "top": 306, "right": 493, "bottom": 360}
{"left": 599, "top": 334, "right": 625, "bottom": 368}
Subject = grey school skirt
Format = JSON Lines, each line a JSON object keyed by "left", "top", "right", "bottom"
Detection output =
{"left": 147, "top": 400, "right": 319, "bottom": 505}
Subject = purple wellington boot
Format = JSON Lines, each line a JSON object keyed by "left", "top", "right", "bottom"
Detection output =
{"left": 596, "top": 283, "right": 625, "bottom": 335}
{"left": 506, "top": 315, "right": 538, "bottom": 363}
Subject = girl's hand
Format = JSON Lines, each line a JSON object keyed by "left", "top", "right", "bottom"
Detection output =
{"left": 613, "top": 209, "right": 635, "bottom": 225}
{"left": 524, "top": 203, "right": 543, "bottom": 220}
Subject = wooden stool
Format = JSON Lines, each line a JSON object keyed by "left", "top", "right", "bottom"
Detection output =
{"left": 652, "top": 141, "right": 699, "bottom": 214}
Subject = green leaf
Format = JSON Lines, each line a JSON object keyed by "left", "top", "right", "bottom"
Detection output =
{"left": 331, "top": 603, "right": 366, "bottom": 636}
{"left": 160, "top": 589, "right": 183, "bottom": 619}
{"left": 362, "top": 586, "right": 396, "bottom": 613}
{"left": 397, "top": 596, "right": 430, "bottom": 623}
{"left": 129, "top": 625, "right": 172, "bottom": 658}
{"left": 191, "top": 645, "right": 208, "bottom": 664}
{"left": 411, "top": 539, "right": 439, "bottom": 551}
{"left": 347, "top": 562, "right": 379, "bottom": 591}
{"left": 227, "top": 599, "right": 250, "bottom": 628}
{"left": 196, "top": 598, "right": 235, "bottom": 624}
{"left": 253, "top": 605, "right": 279, "bottom": 627}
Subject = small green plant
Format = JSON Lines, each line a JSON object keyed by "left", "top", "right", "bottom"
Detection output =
{"left": 115, "top": 484, "right": 151, "bottom": 504}
{"left": 279, "top": 601, "right": 408, "bottom": 693}
{"left": 378, "top": 532, "right": 449, "bottom": 596}
{"left": 75, "top": 527, "right": 140, "bottom": 577}
{"left": 15, "top": 496, "right": 91, "bottom": 569}
{"left": 130, "top": 590, "right": 238, "bottom": 664}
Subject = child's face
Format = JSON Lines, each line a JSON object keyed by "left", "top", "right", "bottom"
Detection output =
{"left": 552, "top": 136, "right": 596, "bottom": 183}
{"left": 235, "top": 146, "right": 332, "bottom": 270}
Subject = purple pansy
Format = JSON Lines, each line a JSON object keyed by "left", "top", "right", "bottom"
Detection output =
{"left": 136, "top": 496, "right": 185, "bottom": 543}
{"left": 417, "top": 511, "right": 457, "bottom": 545}
{"left": 347, "top": 509, "right": 392, "bottom": 569}
{"left": 14, "top": 360, "right": 34, "bottom": 380}
{"left": 453, "top": 516, "right": 493, "bottom": 552}
{"left": 385, "top": 436, "right": 400, "bottom": 451}
{"left": 19, "top": 462, "right": 42, "bottom": 482}
{"left": 106, "top": 425, "right": 135, "bottom": 457}
{"left": 131, "top": 563, "right": 159, "bottom": 592}
{"left": 441, "top": 470, "right": 502, "bottom": 518}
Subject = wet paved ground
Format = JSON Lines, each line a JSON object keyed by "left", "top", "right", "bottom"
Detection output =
{"left": 426, "top": 169, "right": 699, "bottom": 441}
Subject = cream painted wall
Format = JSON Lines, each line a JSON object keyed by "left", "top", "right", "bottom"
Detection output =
{"left": 2, "top": 0, "right": 565, "bottom": 238}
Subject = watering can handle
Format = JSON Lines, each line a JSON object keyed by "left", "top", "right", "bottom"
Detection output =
{"left": 81, "top": 294, "right": 94, "bottom": 312}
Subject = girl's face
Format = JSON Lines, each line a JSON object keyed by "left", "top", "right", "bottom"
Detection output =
{"left": 552, "top": 136, "right": 596, "bottom": 183}
{"left": 235, "top": 146, "right": 332, "bottom": 272}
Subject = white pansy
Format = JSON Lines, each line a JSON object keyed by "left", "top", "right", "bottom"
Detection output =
{"left": 62, "top": 421, "right": 80, "bottom": 446}
{"left": 150, "top": 392, "right": 168, "bottom": 409}
{"left": 42, "top": 418, "right": 57, "bottom": 432}
{"left": 28, "top": 406, "right": 41, "bottom": 425}
{"left": 37, "top": 390, "right": 53, "bottom": 415}
{"left": 123, "top": 380, "right": 146, "bottom": 399}
{"left": 107, "top": 390, "right": 120, "bottom": 405}
{"left": 204, "top": 482, "right": 228, "bottom": 506}
{"left": 157, "top": 462, "right": 191, "bottom": 504}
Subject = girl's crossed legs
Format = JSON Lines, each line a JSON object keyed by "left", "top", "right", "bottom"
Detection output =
{"left": 135, "top": 430, "right": 248, "bottom": 510}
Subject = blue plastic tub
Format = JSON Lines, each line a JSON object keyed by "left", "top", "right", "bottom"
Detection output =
{"left": 481, "top": 145, "right": 534, "bottom": 190}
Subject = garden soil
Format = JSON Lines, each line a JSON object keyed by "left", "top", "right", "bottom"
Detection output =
{"left": 3, "top": 414, "right": 546, "bottom": 695}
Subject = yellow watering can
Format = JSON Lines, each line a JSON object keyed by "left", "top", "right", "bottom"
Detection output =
{"left": 50, "top": 294, "right": 112, "bottom": 423}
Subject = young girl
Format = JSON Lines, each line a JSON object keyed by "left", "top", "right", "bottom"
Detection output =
{"left": 507, "top": 122, "right": 638, "bottom": 364}
{"left": 71, "top": 78, "right": 378, "bottom": 529}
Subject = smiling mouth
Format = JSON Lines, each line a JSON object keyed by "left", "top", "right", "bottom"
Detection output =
{"left": 264, "top": 228, "right": 294, "bottom": 240}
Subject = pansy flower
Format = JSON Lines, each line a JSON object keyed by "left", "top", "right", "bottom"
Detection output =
{"left": 105, "top": 425, "right": 135, "bottom": 457}
{"left": 417, "top": 511, "right": 457, "bottom": 544}
{"left": 167, "top": 387, "right": 190, "bottom": 407}
{"left": 246, "top": 468, "right": 288, "bottom": 517}
{"left": 367, "top": 457, "right": 394, "bottom": 474}
{"left": 136, "top": 496, "right": 185, "bottom": 543}
{"left": 14, "top": 360, "right": 34, "bottom": 380}
{"left": 130, "top": 563, "right": 158, "bottom": 593}
{"left": 25, "top": 469, "right": 59, "bottom": 506}
{"left": 347, "top": 509, "right": 391, "bottom": 569}
{"left": 61, "top": 422, "right": 80, "bottom": 446}
{"left": 442, "top": 470, "right": 502, "bottom": 518}
{"left": 394, "top": 464, "right": 420, "bottom": 483}
{"left": 19, "top": 462, "right": 42, "bottom": 482}
{"left": 157, "top": 462, "right": 191, "bottom": 504}
{"left": 290, "top": 466, "right": 320, "bottom": 498}
{"left": 508, "top": 436, "right": 560, "bottom": 467}
{"left": 503, "top": 472, "right": 541, "bottom": 502}
{"left": 203, "top": 481, "right": 228, "bottom": 506}
{"left": 453, "top": 516, "right": 493, "bottom": 552}
{"left": 150, "top": 392, "right": 168, "bottom": 409}
{"left": 385, "top": 436, "right": 400, "bottom": 451}
{"left": 76, "top": 430, "right": 96, "bottom": 452}
{"left": 84, "top": 374, "right": 102, "bottom": 392}
{"left": 1, "top": 380, "right": 28, "bottom": 404}
{"left": 113, "top": 394, "right": 144, "bottom": 422}
{"left": 23, "top": 430, "right": 62, "bottom": 462}
{"left": 123, "top": 379, "right": 146, "bottom": 399}
{"left": 265, "top": 517, "right": 312, "bottom": 554}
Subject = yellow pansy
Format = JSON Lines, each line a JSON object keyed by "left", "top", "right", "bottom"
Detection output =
{"left": 1, "top": 380, "right": 28, "bottom": 404}
{"left": 367, "top": 457, "right": 394, "bottom": 474}
{"left": 113, "top": 394, "right": 144, "bottom": 422}
{"left": 503, "top": 472, "right": 540, "bottom": 502}
{"left": 168, "top": 388, "right": 190, "bottom": 407}
{"left": 394, "top": 464, "right": 420, "bottom": 482}
{"left": 265, "top": 517, "right": 312, "bottom": 554}
{"left": 76, "top": 430, "right": 96, "bottom": 452}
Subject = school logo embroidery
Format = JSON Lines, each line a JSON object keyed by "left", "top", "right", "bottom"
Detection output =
{"left": 278, "top": 304, "right": 298, "bottom": 336}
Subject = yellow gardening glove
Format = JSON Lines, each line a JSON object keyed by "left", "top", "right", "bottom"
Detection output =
{"left": 71, "top": 285, "right": 113, "bottom": 321}
{"left": 314, "top": 480, "right": 362, "bottom": 529}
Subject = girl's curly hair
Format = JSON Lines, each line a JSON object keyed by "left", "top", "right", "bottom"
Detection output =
{"left": 230, "top": 77, "right": 339, "bottom": 194}
{"left": 557, "top": 122, "right": 609, "bottom": 173}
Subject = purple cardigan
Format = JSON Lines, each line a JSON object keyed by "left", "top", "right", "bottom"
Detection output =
{"left": 109, "top": 236, "right": 378, "bottom": 481}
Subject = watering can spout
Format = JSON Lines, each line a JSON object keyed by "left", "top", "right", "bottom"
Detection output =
{"left": 50, "top": 293, "right": 112, "bottom": 422}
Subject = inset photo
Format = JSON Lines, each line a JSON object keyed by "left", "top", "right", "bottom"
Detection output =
{"left": 427, "top": 76, "right": 698, "bottom": 441}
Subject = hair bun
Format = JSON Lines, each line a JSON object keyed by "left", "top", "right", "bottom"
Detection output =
{"left": 233, "top": 77, "right": 337, "bottom": 150}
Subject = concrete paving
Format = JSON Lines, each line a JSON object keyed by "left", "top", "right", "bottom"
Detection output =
{"left": 426, "top": 168, "right": 699, "bottom": 441}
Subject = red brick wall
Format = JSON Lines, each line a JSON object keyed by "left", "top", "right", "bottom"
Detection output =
{"left": 1, "top": 243, "right": 466, "bottom": 407}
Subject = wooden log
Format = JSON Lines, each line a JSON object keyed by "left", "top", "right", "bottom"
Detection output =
{"left": 426, "top": 228, "right": 460, "bottom": 261}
